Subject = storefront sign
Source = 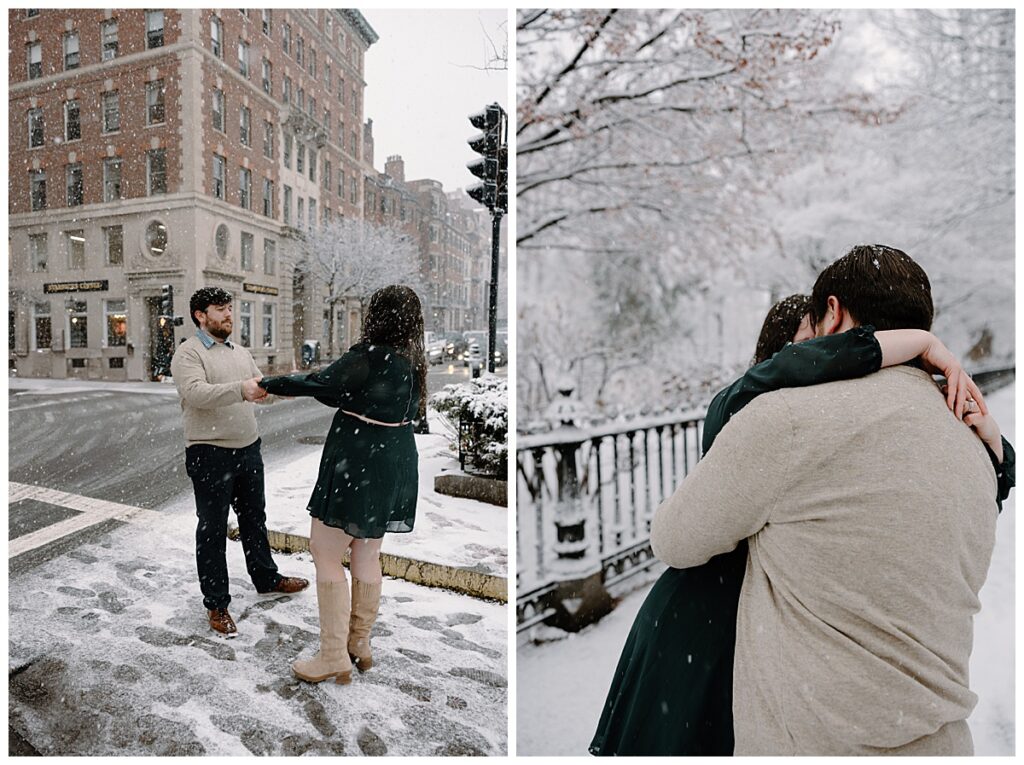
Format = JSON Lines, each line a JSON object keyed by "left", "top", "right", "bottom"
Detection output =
{"left": 44, "top": 280, "right": 109, "bottom": 294}
{"left": 242, "top": 282, "right": 279, "bottom": 296}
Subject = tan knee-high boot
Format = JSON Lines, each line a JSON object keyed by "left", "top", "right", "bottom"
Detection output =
{"left": 348, "top": 578, "right": 382, "bottom": 672}
{"left": 292, "top": 580, "right": 353, "bottom": 684}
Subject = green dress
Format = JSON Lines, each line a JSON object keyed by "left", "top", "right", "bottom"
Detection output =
{"left": 590, "top": 325, "right": 1015, "bottom": 756}
{"left": 259, "top": 341, "right": 420, "bottom": 539}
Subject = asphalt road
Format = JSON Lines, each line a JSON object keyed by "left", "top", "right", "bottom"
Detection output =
{"left": 8, "top": 364, "right": 495, "bottom": 575}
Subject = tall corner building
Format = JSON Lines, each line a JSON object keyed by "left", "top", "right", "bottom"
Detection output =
{"left": 9, "top": 9, "right": 377, "bottom": 381}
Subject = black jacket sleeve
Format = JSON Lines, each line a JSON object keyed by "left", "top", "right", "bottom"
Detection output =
{"left": 259, "top": 348, "right": 370, "bottom": 408}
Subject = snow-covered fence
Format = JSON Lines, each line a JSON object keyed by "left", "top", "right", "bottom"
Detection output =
{"left": 516, "top": 410, "right": 705, "bottom": 632}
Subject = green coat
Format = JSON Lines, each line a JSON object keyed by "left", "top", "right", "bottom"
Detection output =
{"left": 260, "top": 341, "right": 420, "bottom": 539}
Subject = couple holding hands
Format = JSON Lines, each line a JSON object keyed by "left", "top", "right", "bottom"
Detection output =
{"left": 170, "top": 284, "right": 426, "bottom": 686}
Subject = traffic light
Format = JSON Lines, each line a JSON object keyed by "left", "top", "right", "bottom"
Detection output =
{"left": 467, "top": 103, "right": 507, "bottom": 213}
{"left": 160, "top": 284, "right": 173, "bottom": 317}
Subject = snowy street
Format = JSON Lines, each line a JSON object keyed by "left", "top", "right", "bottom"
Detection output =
{"left": 517, "top": 383, "right": 1014, "bottom": 756}
{"left": 10, "top": 502, "right": 507, "bottom": 756}
{"left": 9, "top": 378, "right": 509, "bottom": 756}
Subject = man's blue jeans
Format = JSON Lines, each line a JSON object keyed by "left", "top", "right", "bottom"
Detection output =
{"left": 185, "top": 439, "right": 281, "bottom": 610}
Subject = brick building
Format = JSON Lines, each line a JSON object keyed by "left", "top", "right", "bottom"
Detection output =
{"left": 8, "top": 9, "right": 377, "bottom": 380}
{"left": 364, "top": 154, "right": 495, "bottom": 334}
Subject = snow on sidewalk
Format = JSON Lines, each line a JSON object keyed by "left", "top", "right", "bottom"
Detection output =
{"left": 517, "top": 384, "right": 1014, "bottom": 756}
{"left": 255, "top": 410, "right": 507, "bottom": 579}
{"left": 9, "top": 499, "right": 508, "bottom": 756}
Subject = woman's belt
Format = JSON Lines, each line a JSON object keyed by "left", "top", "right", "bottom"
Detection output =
{"left": 342, "top": 409, "right": 410, "bottom": 428}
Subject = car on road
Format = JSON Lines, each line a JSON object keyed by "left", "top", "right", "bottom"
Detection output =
{"left": 464, "top": 341, "right": 484, "bottom": 370}
{"left": 443, "top": 332, "right": 468, "bottom": 362}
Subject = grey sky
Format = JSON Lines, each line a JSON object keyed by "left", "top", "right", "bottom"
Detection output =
{"left": 362, "top": 9, "right": 508, "bottom": 191}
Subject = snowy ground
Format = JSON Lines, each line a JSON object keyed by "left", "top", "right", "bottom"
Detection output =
{"left": 9, "top": 500, "right": 508, "bottom": 756}
{"left": 517, "top": 383, "right": 1015, "bottom": 756}
{"left": 252, "top": 410, "right": 507, "bottom": 578}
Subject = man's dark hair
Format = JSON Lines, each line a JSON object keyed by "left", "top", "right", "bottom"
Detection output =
{"left": 189, "top": 286, "right": 233, "bottom": 326}
{"left": 753, "top": 294, "right": 810, "bottom": 366}
{"left": 810, "top": 245, "right": 933, "bottom": 332}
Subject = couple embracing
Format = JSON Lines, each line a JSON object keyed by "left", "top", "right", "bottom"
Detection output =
{"left": 170, "top": 284, "right": 426, "bottom": 686}
{"left": 591, "top": 245, "right": 1014, "bottom": 756}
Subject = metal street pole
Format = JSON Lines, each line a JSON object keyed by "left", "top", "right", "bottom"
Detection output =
{"left": 487, "top": 211, "right": 502, "bottom": 374}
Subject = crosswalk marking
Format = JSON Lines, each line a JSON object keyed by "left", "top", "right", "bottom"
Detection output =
{"left": 8, "top": 482, "right": 159, "bottom": 558}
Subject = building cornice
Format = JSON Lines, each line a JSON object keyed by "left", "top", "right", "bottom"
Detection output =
{"left": 337, "top": 10, "right": 379, "bottom": 47}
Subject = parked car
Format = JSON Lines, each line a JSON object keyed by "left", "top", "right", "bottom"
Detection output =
{"left": 443, "top": 332, "right": 468, "bottom": 361}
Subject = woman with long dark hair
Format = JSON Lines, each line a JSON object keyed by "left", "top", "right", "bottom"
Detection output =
{"left": 590, "top": 294, "right": 1011, "bottom": 755}
{"left": 257, "top": 285, "right": 427, "bottom": 685}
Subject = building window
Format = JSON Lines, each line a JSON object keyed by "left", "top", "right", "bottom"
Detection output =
{"left": 264, "top": 238, "right": 276, "bottom": 275}
{"left": 28, "top": 108, "right": 44, "bottom": 148}
{"left": 262, "top": 304, "right": 275, "bottom": 348}
{"left": 239, "top": 301, "right": 252, "bottom": 347}
{"left": 109, "top": 357, "right": 124, "bottom": 369}
{"left": 30, "top": 171, "right": 47, "bottom": 211}
{"left": 237, "top": 40, "right": 249, "bottom": 78}
{"left": 296, "top": 37, "right": 304, "bottom": 67}
{"left": 64, "top": 100, "right": 81, "bottom": 141}
{"left": 33, "top": 302, "right": 52, "bottom": 350}
{"left": 240, "top": 231, "right": 254, "bottom": 271}
{"left": 324, "top": 160, "right": 331, "bottom": 191}
{"left": 66, "top": 230, "right": 86, "bottom": 270}
{"left": 282, "top": 76, "right": 291, "bottom": 104}
{"left": 29, "top": 233, "right": 48, "bottom": 272}
{"left": 105, "top": 300, "right": 127, "bottom": 347}
{"left": 239, "top": 106, "right": 251, "bottom": 146}
{"left": 63, "top": 32, "right": 80, "bottom": 70}
{"left": 26, "top": 10, "right": 40, "bottom": 18}
{"left": 309, "top": 49, "right": 317, "bottom": 78}
{"left": 103, "top": 225, "right": 123, "bottom": 265}
{"left": 147, "top": 149, "right": 167, "bottom": 195}
{"left": 282, "top": 23, "right": 291, "bottom": 55}
{"left": 283, "top": 185, "right": 292, "bottom": 225}
{"left": 102, "top": 91, "right": 120, "bottom": 132}
{"left": 325, "top": 62, "right": 331, "bottom": 91}
{"left": 146, "top": 10, "right": 164, "bottom": 49}
{"left": 308, "top": 198, "right": 316, "bottom": 228}
{"left": 308, "top": 95, "right": 316, "bottom": 118}
{"left": 69, "top": 300, "right": 88, "bottom": 348}
{"left": 262, "top": 178, "right": 273, "bottom": 217}
{"left": 145, "top": 220, "right": 167, "bottom": 257}
{"left": 262, "top": 120, "right": 273, "bottom": 159}
{"left": 261, "top": 9, "right": 271, "bottom": 36}
{"left": 211, "top": 88, "right": 224, "bottom": 132}
{"left": 338, "top": 168, "right": 345, "bottom": 198}
{"left": 297, "top": 197, "right": 304, "bottom": 228}
{"left": 239, "top": 167, "right": 251, "bottom": 209}
{"left": 283, "top": 132, "right": 292, "bottom": 168}
{"left": 308, "top": 148, "right": 317, "bottom": 182}
{"left": 339, "top": 118, "right": 345, "bottom": 146}
{"left": 339, "top": 77, "right": 345, "bottom": 105}
{"left": 102, "top": 19, "right": 119, "bottom": 60}
{"left": 215, "top": 223, "right": 229, "bottom": 259}
{"left": 210, "top": 15, "right": 223, "bottom": 57}
{"left": 212, "top": 154, "right": 226, "bottom": 199}
{"left": 296, "top": 142, "right": 305, "bottom": 174}
{"left": 146, "top": 80, "right": 165, "bottom": 125}
{"left": 103, "top": 158, "right": 122, "bottom": 202}
{"left": 349, "top": 176, "right": 357, "bottom": 205}
{"left": 27, "top": 43, "right": 42, "bottom": 80}
{"left": 261, "top": 58, "right": 272, "bottom": 94}
{"left": 66, "top": 163, "right": 84, "bottom": 206}
{"left": 297, "top": 88, "right": 304, "bottom": 111}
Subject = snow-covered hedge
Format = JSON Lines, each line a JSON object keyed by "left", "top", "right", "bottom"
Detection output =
{"left": 430, "top": 376, "right": 507, "bottom": 477}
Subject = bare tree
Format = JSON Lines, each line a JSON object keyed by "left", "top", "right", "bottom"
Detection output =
{"left": 289, "top": 218, "right": 425, "bottom": 358}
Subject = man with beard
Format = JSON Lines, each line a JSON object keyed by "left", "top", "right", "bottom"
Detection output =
{"left": 171, "top": 287, "right": 308, "bottom": 636}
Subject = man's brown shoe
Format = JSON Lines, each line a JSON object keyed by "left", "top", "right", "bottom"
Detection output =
{"left": 261, "top": 576, "right": 310, "bottom": 594}
{"left": 208, "top": 607, "right": 237, "bottom": 635}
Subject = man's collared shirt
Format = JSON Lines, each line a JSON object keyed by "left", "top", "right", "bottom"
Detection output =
{"left": 196, "top": 328, "right": 234, "bottom": 349}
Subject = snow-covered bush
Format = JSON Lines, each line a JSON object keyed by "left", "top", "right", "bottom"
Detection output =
{"left": 430, "top": 376, "right": 508, "bottom": 477}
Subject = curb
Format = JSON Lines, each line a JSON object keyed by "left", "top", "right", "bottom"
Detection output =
{"left": 228, "top": 526, "right": 508, "bottom": 603}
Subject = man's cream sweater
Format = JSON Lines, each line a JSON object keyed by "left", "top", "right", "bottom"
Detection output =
{"left": 651, "top": 366, "right": 997, "bottom": 755}
{"left": 170, "top": 334, "right": 263, "bottom": 448}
